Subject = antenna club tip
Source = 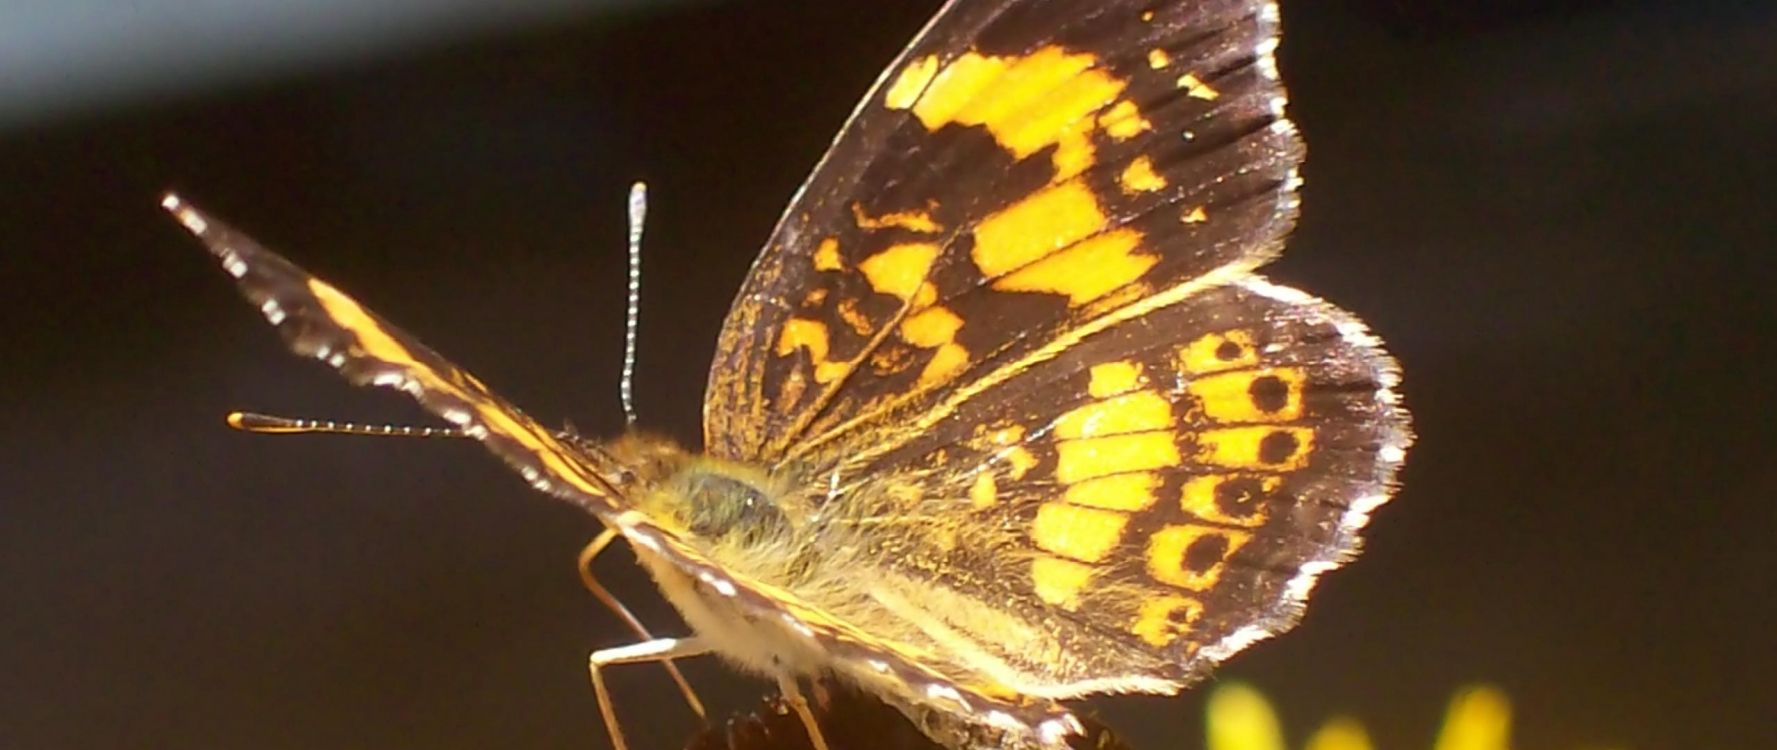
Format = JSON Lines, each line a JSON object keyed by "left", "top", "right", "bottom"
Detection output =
{"left": 225, "top": 411, "right": 248, "bottom": 430}
{"left": 160, "top": 192, "right": 183, "bottom": 210}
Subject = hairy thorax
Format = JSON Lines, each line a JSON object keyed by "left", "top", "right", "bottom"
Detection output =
{"left": 599, "top": 432, "right": 856, "bottom": 677}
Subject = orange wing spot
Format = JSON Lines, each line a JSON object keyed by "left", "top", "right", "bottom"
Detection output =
{"left": 910, "top": 52, "right": 1010, "bottom": 129}
{"left": 1097, "top": 100, "right": 1151, "bottom": 140}
{"left": 1147, "top": 49, "right": 1171, "bottom": 69}
{"left": 858, "top": 242, "right": 940, "bottom": 301}
{"left": 900, "top": 305, "right": 963, "bottom": 347}
{"left": 1178, "top": 73, "right": 1220, "bottom": 100}
{"left": 885, "top": 54, "right": 939, "bottom": 110}
{"left": 899, "top": 305, "right": 968, "bottom": 387}
{"left": 1055, "top": 432, "right": 1181, "bottom": 484}
{"left": 918, "top": 342, "right": 970, "bottom": 387}
{"left": 1148, "top": 525, "right": 1253, "bottom": 591}
{"left": 1054, "top": 390, "right": 1173, "bottom": 439}
{"left": 1004, "top": 445, "right": 1039, "bottom": 479}
{"left": 814, "top": 237, "right": 843, "bottom": 271}
{"left": 1032, "top": 501, "right": 1129, "bottom": 563}
{"left": 993, "top": 228, "right": 1155, "bottom": 306}
{"left": 1118, "top": 156, "right": 1167, "bottom": 194}
{"left": 308, "top": 280, "right": 418, "bottom": 372}
{"left": 992, "top": 61, "right": 1125, "bottom": 160}
{"left": 1196, "top": 426, "right": 1315, "bottom": 470}
{"left": 1031, "top": 555, "right": 1096, "bottom": 610}
{"left": 969, "top": 472, "right": 998, "bottom": 509}
{"left": 1188, "top": 367, "right": 1306, "bottom": 423}
{"left": 1182, "top": 205, "right": 1209, "bottom": 224}
{"left": 913, "top": 282, "right": 938, "bottom": 309}
{"left": 952, "top": 47, "right": 1106, "bottom": 155}
{"left": 1052, "top": 121, "right": 1096, "bottom": 182}
{"left": 776, "top": 318, "right": 830, "bottom": 360}
{"left": 909, "top": 47, "right": 1129, "bottom": 167}
{"left": 814, "top": 361, "right": 851, "bottom": 383}
{"left": 1178, "top": 330, "right": 1259, "bottom": 374}
{"left": 1180, "top": 474, "right": 1279, "bottom": 527}
{"left": 1131, "top": 595, "right": 1203, "bottom": 647}
{"left": 851, "top": 203, "right": 942, "bottom": 233}
{"left": 835, "top": 298, "right": 874, "bottom": 336}
{"left": 1088, "top": 361, "right": 1144, "bottom": 398}
{"left": 1064, "top": 472, "right": 1160, "bottom": 511}
{"left": 775, "top": 318, "right": 848, "bottom": 384}
{"left": 988, "top": 424, "right": 1026, "bottom": 446}
{"left": 307, "top": 280, "right": 608, "bottom": 500}
{"left": 972, "top": 179, "right": 1105, "bottom": 277}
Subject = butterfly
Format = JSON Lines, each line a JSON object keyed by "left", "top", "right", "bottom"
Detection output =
{"left": 166, "top": 0, "right": 1411, "bottom": 748}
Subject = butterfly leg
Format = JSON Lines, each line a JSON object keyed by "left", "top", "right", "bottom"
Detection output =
{"left": 775, "top": 673, "right": 834, "bottom": 750}
{"left": 578, "top": 528, "right": 708, "bottom": 720}
{"left": 589, "top": 636, "right": 712, "bottom": 750}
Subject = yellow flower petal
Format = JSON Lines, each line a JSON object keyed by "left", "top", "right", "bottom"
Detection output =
{"left": 1305, "top": 717, "right": 1374, "bottom": 750}
{"left": 1206, "top": 683, "right": 1285, "bottom": 750}
{"left": 1433, "top": 685, "right": 1513, "bottom": 750}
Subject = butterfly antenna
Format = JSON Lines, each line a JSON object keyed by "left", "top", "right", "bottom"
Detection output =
{"left": 226, "top": 411, "right": 470, "bottom": 438}
{"left": 620, "top": 181, "right": 646, "bottom": 426}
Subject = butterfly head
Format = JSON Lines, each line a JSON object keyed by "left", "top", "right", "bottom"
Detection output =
{"left": 590, "top": 430, "right": 690, "bottom": 488}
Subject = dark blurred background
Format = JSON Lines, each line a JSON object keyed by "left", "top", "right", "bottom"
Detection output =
{"left": 2, "top": 1, "right": 1772, "bottom": 748}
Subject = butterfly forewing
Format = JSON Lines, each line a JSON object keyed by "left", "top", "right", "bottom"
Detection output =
{"left": 163, "top": 196, "right": 625, "bottom": 516}
{"left": 164, "top": 192, "right": 1079, "bottom": 738}
{"left": 705, "top": 0, "right": 1301, "bottom": 464}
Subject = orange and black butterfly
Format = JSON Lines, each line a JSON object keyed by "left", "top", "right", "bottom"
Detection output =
{"left": 167, "top": 1, "right": 1411, "bottom": 748}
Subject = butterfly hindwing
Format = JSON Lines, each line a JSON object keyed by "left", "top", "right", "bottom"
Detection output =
{"left": 805, "top": 279, "right": 1409, "bottom": 698}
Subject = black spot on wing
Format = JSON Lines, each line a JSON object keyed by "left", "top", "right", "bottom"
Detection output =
{"left": 1248, "top": 374, "right": 1290, "bottom": 412}
{"left": 1215, "top": 476, "right": 1268, "bottom": 520}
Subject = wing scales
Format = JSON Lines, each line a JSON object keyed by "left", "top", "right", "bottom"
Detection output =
{"left": 787, "top": 280, "right": 1410, "bottom": 696}
{"left": 705, "top": 0, "right": 1300, "bottom": 465}
{"left": 163, "top": 195, "right": 625, "bottom": 516}
{"left": 176, "top": 1, "right": 1411, "bottom": 746}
